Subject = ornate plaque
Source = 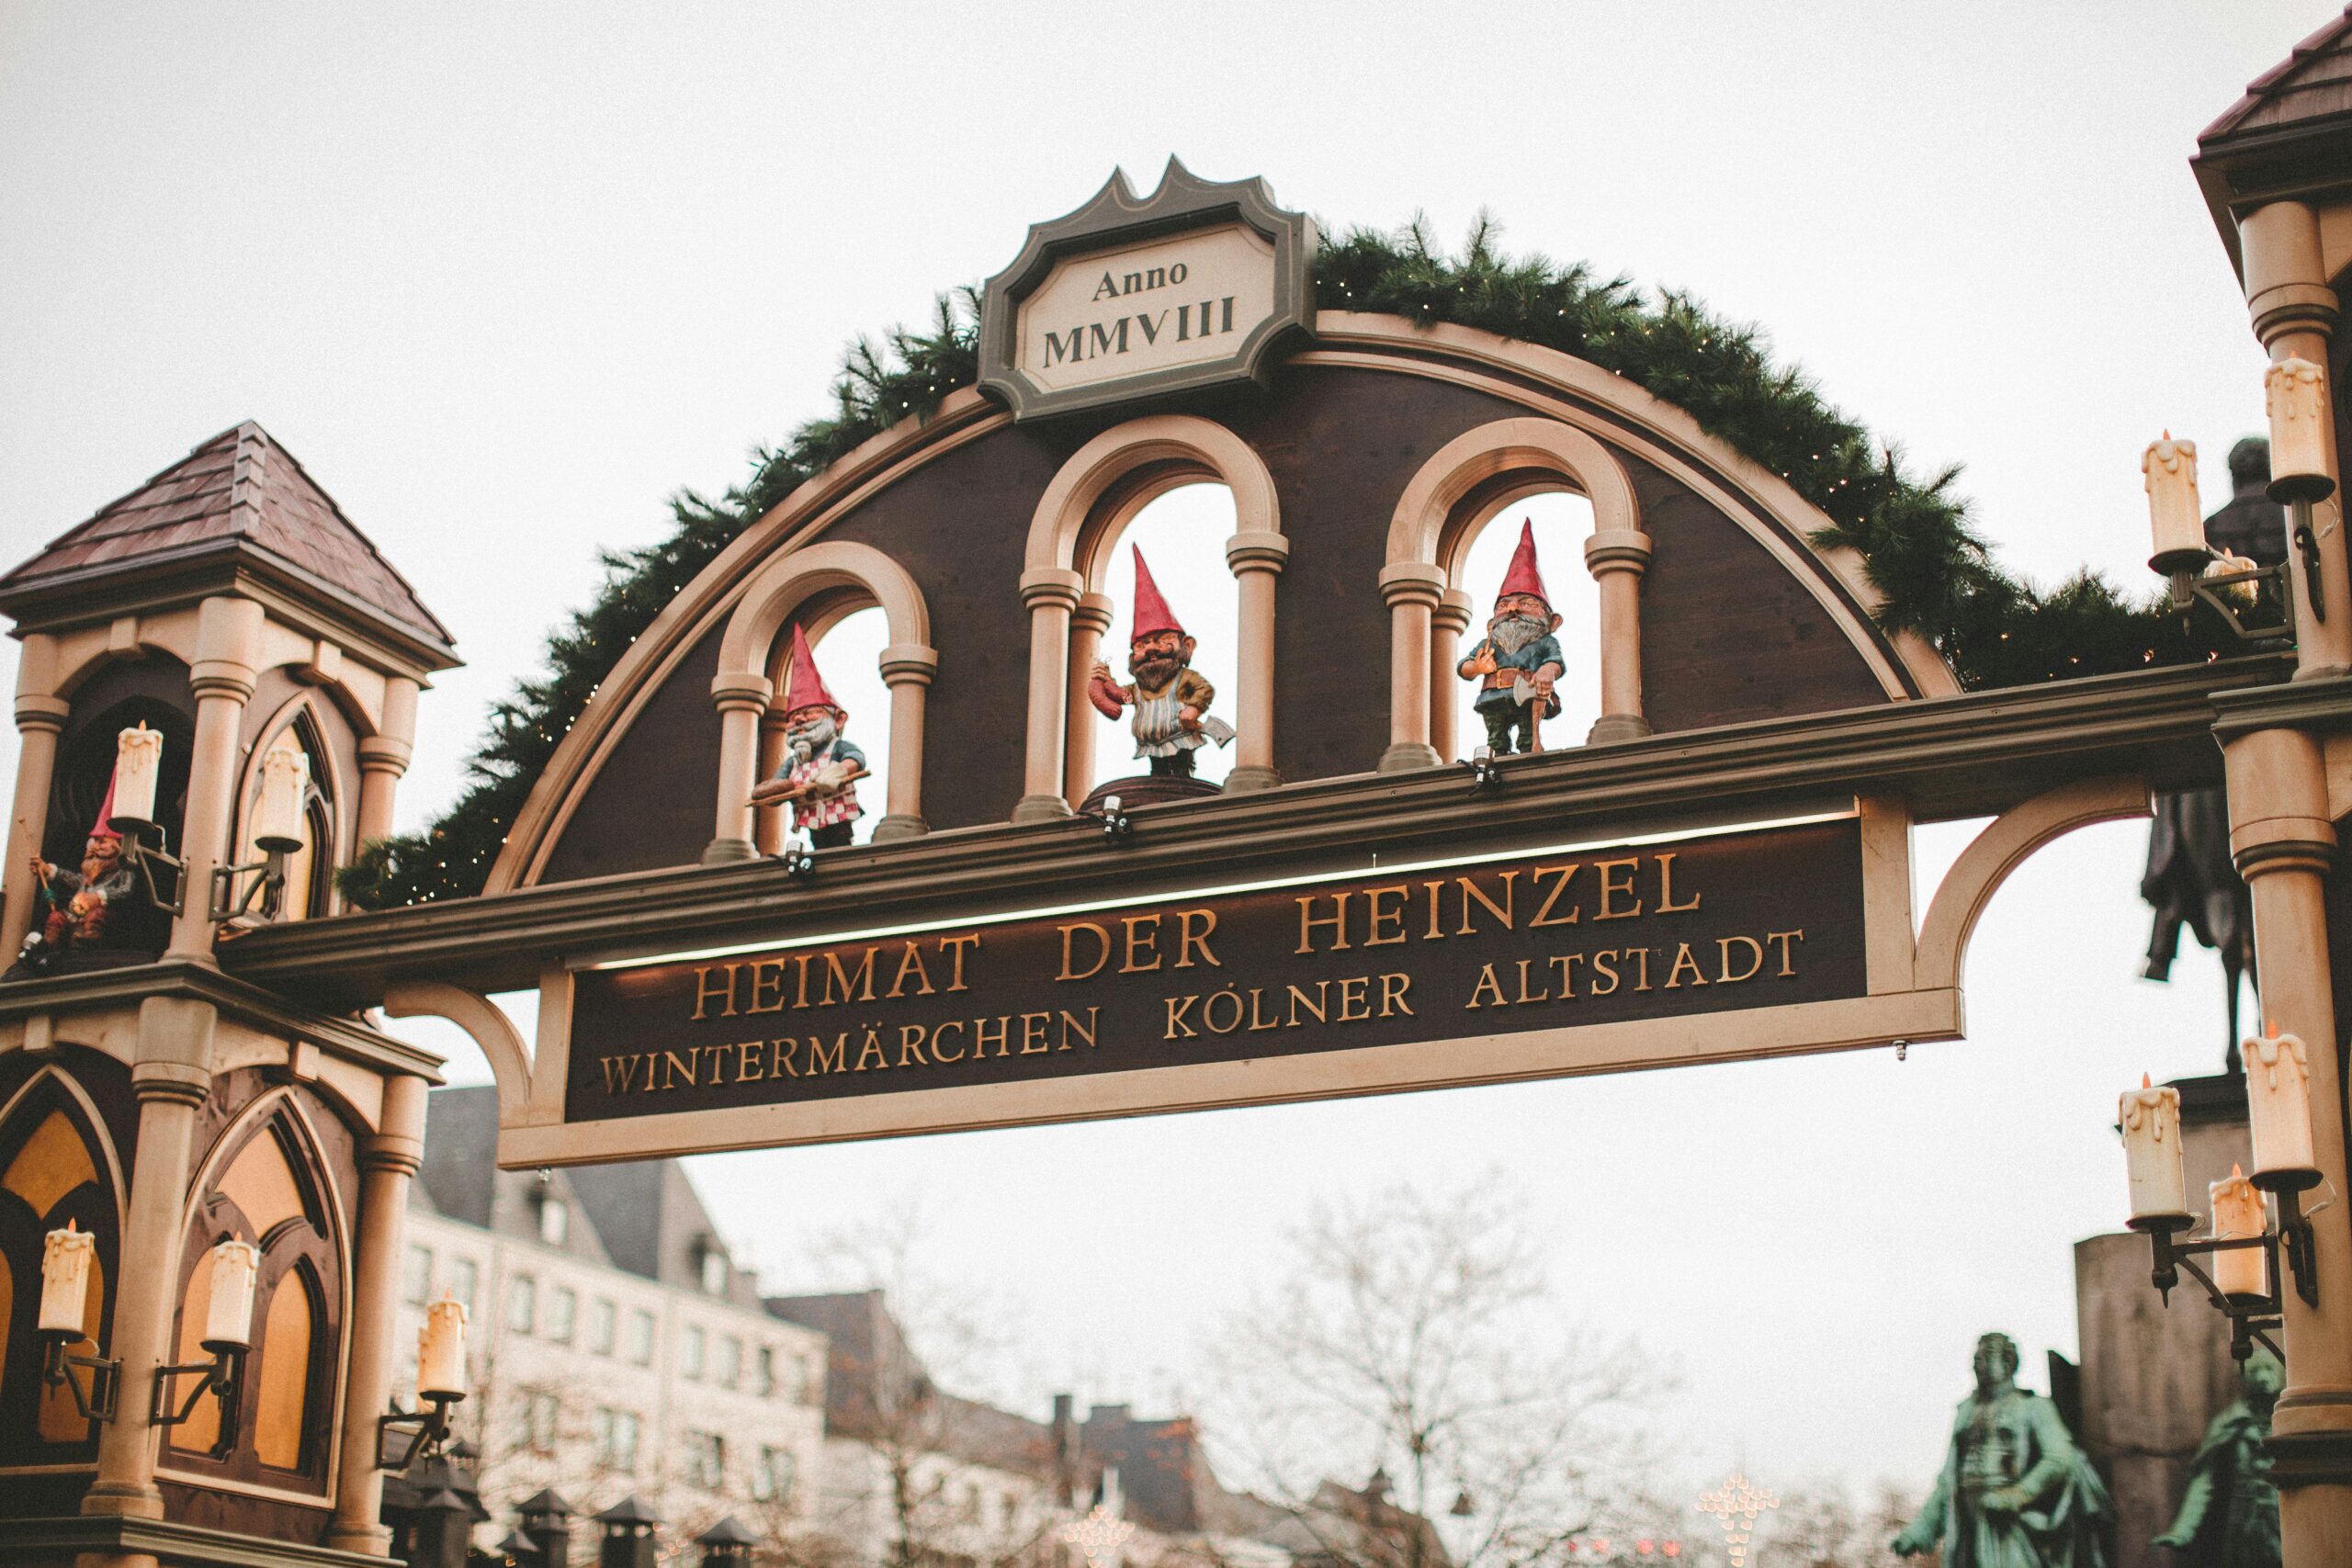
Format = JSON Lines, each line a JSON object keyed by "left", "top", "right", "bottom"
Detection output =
{"left": 977, "top": 160, "right": 1317, "bottom": 422}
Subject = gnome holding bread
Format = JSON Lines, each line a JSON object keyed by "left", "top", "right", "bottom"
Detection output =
{"left": 747, "top": 625, "right": 869, "bottom": 848}
{"left": 1087, "top": 546, "right": 1236, "bottom": 780}
{"left": 1456, "top": 520, "right": 1565, "bottom": 755}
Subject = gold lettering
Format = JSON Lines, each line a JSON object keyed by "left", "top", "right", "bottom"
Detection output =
{"left": 794, "top": 953, "right": 812, "bottom": 1009}
{"left": 1423, "top": 880, "right": 1446, "bottom": 940}
{"left": 1656, "top": 852, "right": 1702, "bottom": 912}
{"left": 1466, "top": 964, "right": 1507, "bottom": 1009}
{"left": 1595, "top": 859, "right": 1643, "bottom": 919}
{"left": 930, "top": 1021, "right": 967, "bottom": 1062}
{"left": 1379, "top": 972, "right": 1414, "bottom": 1018}
{"left": 770, "top": 1037, "right": 799, "bottom": 1077}
{"left": 601, "top": 1055, "right": 642, "bottom": 1094}
{"left": 1589, "top": 951, "right": 1621, "bottom": 996}
{"left": 1176, "top": 908, "right": 1220, "bottom": 968}
{"left": 1717, "top": 935, "right": 1764, "bottom": 983}
{"left": 807, "top": 1033, "right": 848, "bottom": 1074}
{"left": 899, "top": 1025, "right": 930, "bottom": 1066}
{"left": 1202, "top": 988, "right": 1243, "bottom": 1034}
{"left": 1530, "top": 863, "right": 1583, "bottom": 926}
{"left": 1020, "top": 1012, "right": 1051, "bottom": 1054}
{"left": 1513, "top": 959, "right": 1549, "bottom": 1004}
{"left": 1551, "top": 952, "right": 1587, "bottom": 998}
{"left": 1120, "top": 914, "right": 1162, "bottom": 973}
{"left": 664, "top": 1049, "right": 697, "bottom": 1088}
{"left": 1632, "top": 946, "right": 1652, "bottom": 992}
{"left": 821, "top": 948, "right": 878, "bottom": 1005}
{"left": 976, "top": 1015, "right": 1010, "bottom": 1056}
{"left": 888, "top": 942, "right": 935, "bottom": 998}
{"left": 1456, "top": 872, "right": 1517, "bottom": 934}
{"left": 1363, "top": 885, "right": 1409, "bottom": 945}
{"left": 1247, "top": 987, "right": 1280, "bottom": 1030}
{"left": 736, "top": 1041, "right": 765, "bottom": 1082}
{"left": 940, "top": 933, "right": 980, "bottom": 991}
{"left": 1059, "top": 1008, "right": 1098, "bottom": 1050}
{"left": 1296, "top": 893, "right": 1351, "bottom": 953}
{"left": 1766, "top": 929, "right": 1804, "bottom": 976}
{"left": 1286, "top": 981, "right": 1329, "bottom": 1025}
{"left": 853, "top": 1030, "right": 888, "bottom": 1071}
{"left": 692, "top": 964, "right": 740, "bottom": 1021}
{"left": 702, "top": 1043, "right": 731, "bottom": 1083}
{"left": 1663, "top": 943, "right": 1708, "bottom": 988}
{"left": 746, "top": 960, "right": 788, "bottom": 1014}
{"left": 1338, "top": 976, "right": 1371, "bottom": 1021}
{"left": 1164, "top": 995, "right": 1199, "bottom": 1039}
{"left": 1058, "top": 921, "right": 1112, "bottom": 981}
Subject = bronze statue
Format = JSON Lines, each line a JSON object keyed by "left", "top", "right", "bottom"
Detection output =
{"left": 1893, "top": 1332, "right": 2112, "bottom": 1568}
{"left": 2153, "top": 1353, "right": 2280, "bottom": 1568}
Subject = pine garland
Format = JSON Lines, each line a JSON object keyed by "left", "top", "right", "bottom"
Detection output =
{"left": 338, "top": 221, "right": 2218, "bottom": 910}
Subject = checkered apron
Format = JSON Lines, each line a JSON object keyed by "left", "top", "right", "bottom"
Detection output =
{"left": 789, "top": 746, "right": 862, "bottom": 830}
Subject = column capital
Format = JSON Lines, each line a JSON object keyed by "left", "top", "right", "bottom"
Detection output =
{"left": 879, "top": 643, "right": 940, "bottom": 688}
{"left": 14, "top": 693, "right": 69, "bottom": 734}
{"left": 710, "top": 672, "right": 772, "bottom": 713}
{"left": 358, "top": 1130, "right": 424, "bottom": 1177}
{"left": 130, "top": 1059, "right": 212, "bottom": 1107}
{"left": 1019, "top": 567, "right": 1084, "bottom": 612}
{"left": 1379, "top": 559, "right": 1446, "bottom": 609}
{"left": 187, "top": 663, "right": 256, "bottom": 703}
{"left": 1071, "top": 592, "right": 1116, "bottom": 637}
{"left": 1584, "top": 529, "right": 1654, "bottom": 577}
{"left": 1225, "top": 530, "right": 1290, "bottom": 575}
{"left": 356, "top": 735, "right": 413, "bottom": 776}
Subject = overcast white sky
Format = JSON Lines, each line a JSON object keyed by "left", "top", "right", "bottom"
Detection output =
{"left": 1, "top": 0, "right": 2331, "bottom": 1517}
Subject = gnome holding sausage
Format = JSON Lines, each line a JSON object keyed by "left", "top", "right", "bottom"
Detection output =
{"left": 1088, "top": 546, "right": 1236, "bottom": 780}
{"left": 19, "top": 780, "right": 137, "bottom": 974}
{"left": 747, "top": 625, "right": 869, "bottom": 849}
{"left": 1457, "top": 521, "right": 1565, "bottom": 755}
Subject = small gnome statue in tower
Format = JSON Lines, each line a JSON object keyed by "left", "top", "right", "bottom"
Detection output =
{"left": 1089, "top": 546, "right": 1235, "bottom": 780}
{"left": 747, "top": 625, "right": 870, "bottom": 849}
{"left": 1457, "top": 521, "right": 1566, "bottom": 755}
{"left": 19, "top": 780, "right": 137, "bottom": 975}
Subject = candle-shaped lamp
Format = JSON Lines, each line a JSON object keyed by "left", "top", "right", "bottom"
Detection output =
{"left": 2267, "top": 357, "right": 2336, "bottom": 503}
{"left": 112, "top": 722, "right": 163, "bottom": 828}
{"left": 39, "top": 1223, "right": 96, "bottom": 1337}
{"left": 2211, "top": 1165, "right": 2269, "bottom": 1300}
{"left": 201, "top": 1239, "right": 260, "bottom": 1349}
{"left": 249, "top": 746, "right": 309, "bottom": 852}
{"left": 416, "top": 1294, "right": 468, "bottom": 1401}
{"left": 2120, "top": 1077, "right": 2189, "bottom": 1225}
{"left": 2145, "top": 434, "right": 2207, "bottom": 572}
{"left": 2245, "top": 1030, "right": 2321, "bottom": 1190}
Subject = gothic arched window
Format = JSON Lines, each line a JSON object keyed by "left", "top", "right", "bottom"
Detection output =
{"left": 0, "top": 1078, "right": 118, "bottom": 1461}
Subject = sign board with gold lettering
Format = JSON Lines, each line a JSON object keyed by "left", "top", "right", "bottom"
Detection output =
{"left": 977, "top": 160, "right": 1316, "bottom": 422}
{"left": 506, "top": 803, "right": 1955, "bottom": 1166}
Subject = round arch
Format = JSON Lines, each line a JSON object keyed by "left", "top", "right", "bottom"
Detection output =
{"left": 1380, "top": 417, "right": 1650, "bottom": 771}
{"left": 1014, "top": 414, "right": 1285, "bottom": 821}
{"left": 707, "top": 539, "right": 938, "bottom": 859}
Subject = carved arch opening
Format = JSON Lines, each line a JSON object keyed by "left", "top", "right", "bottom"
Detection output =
{"left": 1015, "top": 414, "right": 1284, "bottom": 821}
{"left": 0, "top": 1068, "right": 120, "bottom": 1462}
{"left": 234, "top": 692, "right": 345, "bottom": 921}
{"left": 706, "top": 540, "right": 937, "bottom": 860}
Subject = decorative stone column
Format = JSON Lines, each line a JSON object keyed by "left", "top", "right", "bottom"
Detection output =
{"left": 1429, "top": 590, "right": 1473, "bottom": 766}
{"left": 326, "top": 1071, "right": 429, "bottom": 1554}
{"left": 167, "top": 596, "right": 263, "bottom": 962}
{"left": 1377, "top": 560, "right": 1445, "bottom": 772}
{"left": 82, "top": 995, "right": 217, "bottom": 1526}
{"left": 874, "top": 642, "right": 937, "bottom": 840}
{"left": 703, "top": 673, "right": 770, "bottom": 863}
{"left": 3, "top": 680, "right": 68, "bottom": 957}
{"left": 1224, "top": 530, "right": 1288, "bottom": 793}
{"left": 1585, "top": 529, "right": 1655, "bottom": 744}
{"left": 753, "top": 709, "right": 789, "bottom": 856}
{"left": 2222, "top": 723, "right": 2352, "bottom": 1557}
{"left": 1063, "top": 592, "right": 1114, "bottom": 807}
{"left": 1014, "top": 568, "right": 1081, "bottom": 823}
{"left": 2240, "top": 200, "right": 2347, "bottom": 681}
{"left": 355, "top": 674, "right": 420, "bottom": 846}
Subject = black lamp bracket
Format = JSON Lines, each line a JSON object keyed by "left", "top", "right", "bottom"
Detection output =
{"left": 377, "top": 1390, "right": 462, "bottom": 1472}
{"left": 2136, "top": 1179, "right": 2326, "bottom": 1367}
{"left": 152, "top": 1342, "right": 245, "bottom": 1429}
{"left": 40, "top": 1334, "right": 120, "bottom": 1423}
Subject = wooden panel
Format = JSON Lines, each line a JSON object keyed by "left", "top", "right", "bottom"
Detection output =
{"left": 537, "top": 620, "right": 727, "bottom": 883}
{"left": 254, "top": 1269, "right": 312, "bottom": 1470}
{"left": 1, "top": 1110, "right": 96, "bottom": 1217}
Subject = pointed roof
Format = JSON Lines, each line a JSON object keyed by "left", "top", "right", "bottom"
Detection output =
{"left": 0, "top": 422, "right": 455, "bottom": 660}
{"left": 2201, "top": 6, "right": 2352, "bottom": 147}
{"left": 2192, "top": 7, "right": 2352, "bottom": 276}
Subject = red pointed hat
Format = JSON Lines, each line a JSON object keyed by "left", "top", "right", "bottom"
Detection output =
{"left": 1128, "top": 545, "right": 1185, "bottom": 642}
{"left": 779, "top": 624, "right": 844, "bottom": 719}
{"left": 88, "top": 775, "right": 121, "bottom": 843}
{"left": 1497, "top": 519, "right": 1550, "bottom": 609}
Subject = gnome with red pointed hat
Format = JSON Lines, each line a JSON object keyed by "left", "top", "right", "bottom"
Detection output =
{"left": 746, "top": 625, "right": 870, "bottom": 848}
{"left": 1087, "top": 547, "right": 1236, "bottom": 779}
{"left": 1457, "top": 521, "right": 1566, "bottom": 755}
{"left": 23, "top": 777, "right": 136, "bottom": 970}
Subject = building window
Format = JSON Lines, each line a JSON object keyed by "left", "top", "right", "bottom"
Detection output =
{"left": 684, "top": 1429, "right": 727, "bottom": 1490}
{"left": 718, "top": 1335, "right": 741, "bottom": 1389}
{"left": 628, "top": 1308, "right": 655, "bottom": 1367}
{"left": 590, "top": 1298, "right": 616, "bottom": 1356}
{"left": 753, "top": 1445, "right": 797, "bottom": 1505}
{"left": 682, "top": 1324, "right": 706, "bottom": 1380}
{"left": 594, "top": 1406, "right": 640, "bottom": 1472}
{"left": 537, "top": 1192, "right": 569, "bottom": 1247}
{"left": 401, "top": 1245, "right": 433, "bottom": 1306}
{"left": 514, "top": 1390, "right": 560, "bottom": 1454}
{"left": 450, "top": 1257, "right": 478, "bottom": 1315}
{"left": 548, "top": 1285, "right": 577, "bottom": 1344}
{"left": 756, "top": 1346, "right": 775, "bottom": 1396}
{"left": 699, "top": 1243, "right": 729, "bottom": 1296}
{"left": 508, "top": 1274, "right": 537, "bottom": 1335}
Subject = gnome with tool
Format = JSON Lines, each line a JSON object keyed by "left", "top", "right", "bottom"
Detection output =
{"left": 1088, "top": 546, "right": 1236, "bottom": 780}
{"left": 20, "top": 780, "right": 137, "bottom": 973}
{"left": 747, "top": 625, "right": 870, "bottom": 849}
{"left": 1457, "top": 521, "right": 1566, "bottom": 756}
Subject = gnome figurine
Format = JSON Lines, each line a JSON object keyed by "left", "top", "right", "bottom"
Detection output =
{"left": 1456, "top": 521, "right": 1566, "bottom": 755}
{"left": 21, "top": 779, "right": 137, "bottom": 973}
{"left": 747, "top": 625, "right": 870, "bottom": 849}
{"left": 1088, "top": 546, "right": 1236, "bottom": 780}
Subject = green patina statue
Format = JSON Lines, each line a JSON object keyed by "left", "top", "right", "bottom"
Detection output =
{"left": 1894, "top": 1332, "right": 2113, "bottom": 1568}
{"left": 2153, "top": 1352, "right": 2281, "bottom": 1568}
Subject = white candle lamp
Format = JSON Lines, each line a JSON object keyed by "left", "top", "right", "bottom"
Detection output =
{"left": 2266, "top": 358, "right": 2337, "bottom": 505}
{"left": 209, "top": 750, "right": 312, "bottom": 923}
{"left": 2120, "top": 1078, "right": 2190, "bottom": 1229}
{"left": 36, "top": 1224, "right": 120, "bottom": 1421}
{"left": 153, "top": 1237, "right": 266, "bottom": 1434}
{"left": 109, "top": 723, "right": 164, "bottom": 830}
{"left": 379, "top": 1295, "right": 469, "bottom": 1470}
{"left": 2143, "top": 434, "right": 2210, "bottom": 575}
{"left": 2245, "top": 1031, "right": 2322, "bottom": 1192}
{"left": 2210, "top": 1168, "right": 2270, "bottom": 1302}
